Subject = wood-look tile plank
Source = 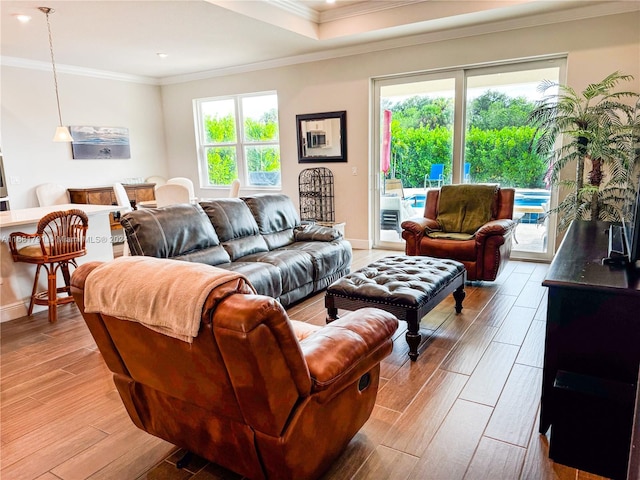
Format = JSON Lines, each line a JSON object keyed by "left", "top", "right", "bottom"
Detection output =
{"left": 516, "top": 320, "right": 546, "bottom": 368}
{"left": 515, "top": 280, "right": 548, "bottom": 309}
{"left": 535, "top": 292, "right": 548, "bottom": 321}
{"left": 84, "top": 435, "right": 175, "bottom": 480}
{"left": 409, "top": 399, "right": 492, "bottom": 480}
{"left": 351, "top": 445, "right": 418, "bottom": 480}
{"left": 323, "top": 405, "right": 401, "bottom": 480}
{"left": 459, "top": 341, "right": 520, "bottom": 407}
{"left": 1, "top": 368, "right": 75, "bottom": 406}
{"left": 493, "top": 306, "right": 536, "bottom": 346}
{"left": 440, "top": 323, "right": 498, "bottom": 375}
{"left": 472, "top": 293, "right": 517, "bottom": 328}
{"left": 464, "top": 436, "right": 526, "bottom": 479}
{"left": 495, "top": 272, "right": 530, "bottom": 297}
{"left": 0, "top": 426, "right": 108, "bottom": 480}
{"left": 52, "top": 423, "right": 166, "bottom": 480}
{"left": 375, "top": 346, "right": 449, "bottom": 412}
{"left": 382, "top": 369, "right": 468, "bottom": 456}
{"left": 484, "top": 364, "right": 542, "bottom": 447}
{"left": 1, "top": 347, "right": 95, "bottom": 389}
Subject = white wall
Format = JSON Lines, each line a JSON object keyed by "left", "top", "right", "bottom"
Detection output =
{"left": 161, "top": 12, "right": 640, "bottom": 249}
{"left": 0, "top": 66, "right": 167, "bottom": 209}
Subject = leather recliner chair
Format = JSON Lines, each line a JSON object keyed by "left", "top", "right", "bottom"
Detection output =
{"left": 401, "top": 184, "right": 516, "bottom": 281}
{"left": 71, "top": 257, "right": 398, "bottom": 480}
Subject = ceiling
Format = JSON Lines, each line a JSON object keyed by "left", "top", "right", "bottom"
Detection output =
{"left": 0, "top": 0, "right": 637, "bottom": 83}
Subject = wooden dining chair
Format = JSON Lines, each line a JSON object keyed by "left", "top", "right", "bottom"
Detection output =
{"left": 9, "top": 209, "right": 88, "bottom": 323}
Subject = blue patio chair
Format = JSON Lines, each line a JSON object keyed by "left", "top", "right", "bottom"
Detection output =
{"left": 424, "top": 164, "right": 445, "bottom": 188}
{"left": 464, "top": 163, "right": 471, "bottom": 183}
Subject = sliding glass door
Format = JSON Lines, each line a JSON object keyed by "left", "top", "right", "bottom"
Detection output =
{"left": 373, "top": 58, "right": 564, "bottom": 261}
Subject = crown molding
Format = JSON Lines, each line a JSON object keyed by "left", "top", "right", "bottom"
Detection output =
{"left": 160, "top": 1, "right": 639, "bottom": 85}
{"left": 0, "top": 56, "right": 160, "bottom": 85}
{"left": 268, "top": 0, "right": 320, "bottom": 23}
{"left": 319, "top": 0, "right": 426, "bottom": 23}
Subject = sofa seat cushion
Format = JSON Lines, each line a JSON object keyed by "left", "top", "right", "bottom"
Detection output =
{"left": 279, "top": 239, "right": 352, "bottom": 282}
{"left": 200, "top": 199, "right": 269, "bottom": 260}
{"left": 243, "top": 194, "right": 300, "bottom": 250}
{"left": 215, "top": 261, "right": 283, "bottom": 301}
{"left": 238, "top": 250, "right": 313, "bottom": 294}
{"left": 121, "top": 204, "right": 231, "bottom": 265}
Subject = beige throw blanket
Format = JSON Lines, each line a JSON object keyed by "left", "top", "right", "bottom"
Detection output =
{"left": 84, "top": 256, "right": 253, "bottom": 343}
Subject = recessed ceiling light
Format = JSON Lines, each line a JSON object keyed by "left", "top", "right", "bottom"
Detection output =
{"left": 326, "top": 0, "right": 336, "bottom": 4}
{"left": 156, "top": 52, "right": 168, "bottom": 58}
{"left": 14, "top": 14, "right": 32, "bottom": 23}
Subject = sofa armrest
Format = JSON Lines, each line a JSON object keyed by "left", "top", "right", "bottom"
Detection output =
{"left": 294, "top": 224, "right": 342, "bottom": 241}
{"left": 300, "top": 308, "right": 397, "bottom": 398}
{"left": 475, "top": 219, "right": 516, "bottom": 244}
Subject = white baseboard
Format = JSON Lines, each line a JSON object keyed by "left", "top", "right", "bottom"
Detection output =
{"left": 346, "top": 238, "right": 372, "bottom": 250}
{"left": 0, "top": 301, "right": 29, "bottom": 323}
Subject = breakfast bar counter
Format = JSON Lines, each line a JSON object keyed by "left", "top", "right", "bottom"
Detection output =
{"left": 0, "top": 203, "right": 121, "bottom": 322}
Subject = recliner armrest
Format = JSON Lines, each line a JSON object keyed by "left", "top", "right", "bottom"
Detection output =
{"left": 300, "top": 308, "right": 397, "bottom": 398}
{"left": 475, "top": 219, "right": 516, "bottom": 243}
{"left": 401, "top": 217, "right": 437, "bottom": 235}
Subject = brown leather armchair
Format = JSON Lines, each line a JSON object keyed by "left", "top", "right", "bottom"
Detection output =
{"left": 401, "top": 185, "right": 516, "bottom": 281}
{"left": 71, "top": 257, "right": 398, "bottom": 480}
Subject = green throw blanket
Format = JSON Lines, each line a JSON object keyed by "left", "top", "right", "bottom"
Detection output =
{"left": 436, "top": 184, "right": 498, "bottom": 234}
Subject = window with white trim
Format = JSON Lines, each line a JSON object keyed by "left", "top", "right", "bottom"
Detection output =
{"left": 194, "top": 92, "right": 280, "bottom": 188}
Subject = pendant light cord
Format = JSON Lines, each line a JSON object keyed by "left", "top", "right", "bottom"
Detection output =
{"left": 41, "top": 7, "right": 64, "bottom": 126}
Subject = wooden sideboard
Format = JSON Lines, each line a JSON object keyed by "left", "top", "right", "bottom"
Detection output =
{"left": 541, "top": 220, "right": 640, "bottom": 480}
{"left": 68, "top": 183, "right": 155, "bottom": 228}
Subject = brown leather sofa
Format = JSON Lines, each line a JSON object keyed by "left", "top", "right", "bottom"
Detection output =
{"left": 71, "top": 257, "right": 398, "bottom": 480}
{"left": 401, "top": 185, "right": 516, "bottom": 281}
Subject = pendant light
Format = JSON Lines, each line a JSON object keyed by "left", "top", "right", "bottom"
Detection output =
{"left": 39, "top": 7, "right": 73, "bottom": 142}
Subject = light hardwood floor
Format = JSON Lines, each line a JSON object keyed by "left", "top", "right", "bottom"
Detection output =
{"left": 0, "top": 250, "right": 610, "bottom": 480}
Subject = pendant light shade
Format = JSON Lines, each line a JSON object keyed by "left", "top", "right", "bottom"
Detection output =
{"left": 39, "top": 7, "right": 72, "bottom": 142}
{"left": 53, "top": 126, "right": 73, "bottom": 142}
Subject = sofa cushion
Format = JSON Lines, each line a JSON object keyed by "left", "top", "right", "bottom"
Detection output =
{"left": 280, "top": 239, "right": 352, "bottom": 282}
{"left": 238, "top": 249, "right": 313, "bottom": 294}
{"left": 215, "top": 261, "right": 283, "bottom": 301}
{"left": 121, "top": 204, "right": 231, "bottom": 265}
{"left": 200, "top": 199, "right": 269, "bottom": 261}
{"left": 243, "top": 194, "right": 300, "bottom": 250}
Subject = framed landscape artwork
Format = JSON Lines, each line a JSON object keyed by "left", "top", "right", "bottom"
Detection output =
{"left": 70, "top": 126, "right": 131, "bottom": 159}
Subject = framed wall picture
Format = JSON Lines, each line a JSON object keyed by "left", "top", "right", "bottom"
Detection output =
{"left": 70, "top": 126, "right": 131, "bottom": 159}
{"left": 296, "top": 111, "right": 347, "bottom": 163}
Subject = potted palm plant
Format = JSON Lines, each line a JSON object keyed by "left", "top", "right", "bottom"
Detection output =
{"left": 529, "top": 71, "right": 640, "bottom": 232}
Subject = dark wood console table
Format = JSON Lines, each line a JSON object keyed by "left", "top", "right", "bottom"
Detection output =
{"left": 541, "top": 220, "right": 640, "bottom": 479}
{"left": 68, "top": 184, "right": 155, "bottom": 229}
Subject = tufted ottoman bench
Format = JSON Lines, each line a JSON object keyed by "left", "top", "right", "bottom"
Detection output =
{"left": 325, "top": 255, "right": 466, "bottom": 361}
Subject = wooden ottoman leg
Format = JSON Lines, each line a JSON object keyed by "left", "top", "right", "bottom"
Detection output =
{"left": 453, "top": 284, "right": 466, "bottom": 314}
{"left": 325, "top": 295, "right": 339, "bottom": 323}
{"left": 405, "top": 312, "right": 421, "bottom": 361}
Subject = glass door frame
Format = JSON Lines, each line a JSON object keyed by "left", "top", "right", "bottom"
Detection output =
{"left": 371, "top": 56, "right": 567, "bottom": 262}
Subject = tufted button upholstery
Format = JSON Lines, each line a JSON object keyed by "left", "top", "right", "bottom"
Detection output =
{"left": 328, "top": 255, "right": 465, "bottom": 308}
